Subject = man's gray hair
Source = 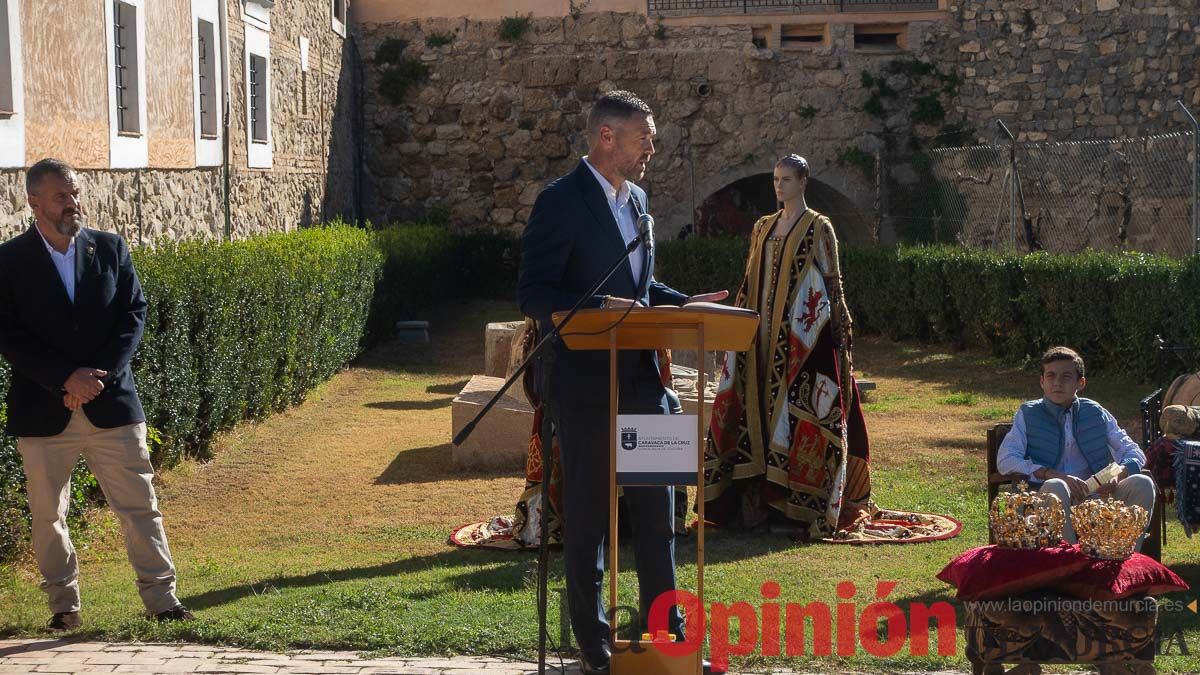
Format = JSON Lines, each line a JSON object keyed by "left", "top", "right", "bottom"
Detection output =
{"left": 587, "top": 90, "right": 653, "bottom": 137}
{"left": 26, "top": 158, "right": 77, "bottom": 195}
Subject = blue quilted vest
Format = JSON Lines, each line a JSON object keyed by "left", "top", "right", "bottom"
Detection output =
{"left": 1022, "top": 397, "right": 1111, "bottom": 475}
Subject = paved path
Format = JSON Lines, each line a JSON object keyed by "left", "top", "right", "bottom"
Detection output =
{"left": 0, "top": 639, "right": 974, "bottom": 674}
{"left": 0, "top": 639, "right": 565, "bottom": 674}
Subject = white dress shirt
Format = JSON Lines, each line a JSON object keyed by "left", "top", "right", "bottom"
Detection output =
{"left": 583, "top": 157, "right": 645, "bottom": 286}
{"left": 36, "top": 227, "right": 76, "bottom": 303}
{"left": 997, "top": 404, "right": 1146, "bottom": 479}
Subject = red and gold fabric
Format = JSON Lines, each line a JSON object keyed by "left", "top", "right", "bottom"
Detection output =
{"left": 703, "top": 208, "right": 872, "bottom": 539}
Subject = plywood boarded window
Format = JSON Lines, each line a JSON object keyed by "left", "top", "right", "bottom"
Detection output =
{"left": 0, "top": 1, "right": 13, "bottom": 115}
{"left": 781, "top": 24, "right": 826, "bottom": 50}
{"left": 249, "top": 52, "right": 268, "bottom": 143}
{"left": 113, "top": 0, "right": 141, "bottom": 134}
{"left": 198, "top": 19, "right": 217, "bottom": 139}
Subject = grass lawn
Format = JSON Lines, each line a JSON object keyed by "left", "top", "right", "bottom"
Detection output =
{"left": 1, "top": 299, "right": 1197, "bottom": 673}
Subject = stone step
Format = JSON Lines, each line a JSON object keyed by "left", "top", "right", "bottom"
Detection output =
{"left": 484, "top": 320, "right": 525, "bottom": 377}
{"left": 451, "top": 374, "right": 534, "bottom": 471}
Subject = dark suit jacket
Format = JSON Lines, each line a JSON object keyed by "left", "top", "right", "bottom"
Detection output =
{"left": 518, "top": 161, "right": 689, "bottom": 408}
{"left": 0, "top": 225, "right": 147, "bottom": 437}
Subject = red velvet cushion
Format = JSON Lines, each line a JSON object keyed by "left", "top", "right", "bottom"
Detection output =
{"left": 1054, "top": 551, "right": 1190, "bottom": 600}
{"left": 937, "top": 544, "right": 1089, "bottom": 600}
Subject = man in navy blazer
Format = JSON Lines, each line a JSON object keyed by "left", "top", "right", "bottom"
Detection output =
{"left": 518, "top": 92, "right": 726, "bottom": 674}
{"left": 0, "top": 159, "right": 192, "bottom": 630}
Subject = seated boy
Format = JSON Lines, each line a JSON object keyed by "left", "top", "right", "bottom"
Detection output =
{"left": 997, "top": 346, "right": 1156, "bottom": 549}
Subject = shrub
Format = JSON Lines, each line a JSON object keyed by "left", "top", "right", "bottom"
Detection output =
{"left": 378, "top": 59, "right": 431, "bottom": 105}
{"left": 424, "top": 32, "right": 454, "bottom": 48}
{"left": 657, "top": 238, "right": 1196, "bottom": 381}
{"left": 375, "top": 38, "right": 409, "bottom": 65}
{"left": 368, "top": 223, "right": 520, "bottom": 338}
{"left": 0, "top": 224, "right": 381, "bottom": 560}
{"left": 655, "top": 236, "right": 748, "bottom": 300}
{"left": 498, "top": 14, "right": 533, "bottom": 42}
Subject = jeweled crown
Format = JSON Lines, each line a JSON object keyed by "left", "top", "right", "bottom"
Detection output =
{"left": 989, "top": 484, "right": 1065, "bottom": 549}
{"left": 1073, "top": 497, "right": 1149, "bottom": 560}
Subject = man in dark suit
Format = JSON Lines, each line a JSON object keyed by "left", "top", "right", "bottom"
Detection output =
{"left": 518, "top": 91, "right": 726, "bottom": 674}
{"left": 0, "top": 158, "right": 192, "bottom": 630}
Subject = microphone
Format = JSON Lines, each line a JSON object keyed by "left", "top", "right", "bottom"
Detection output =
{"left": 636, "top": 212, "right": 655, "bottom": 252}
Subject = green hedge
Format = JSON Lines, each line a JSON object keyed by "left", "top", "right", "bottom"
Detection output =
{"left": 659, "top": 240, "right": 1189, "bottom": 379}
{"left": 369, "top": 223, "right": 519, "bottom": 337}
{"left": 0, "top": 224, "right": 382, "bottom": 560}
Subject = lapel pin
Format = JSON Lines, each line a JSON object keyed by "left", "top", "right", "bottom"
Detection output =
{"left": 87, "top": 243, "right": 95, "bottom": 256}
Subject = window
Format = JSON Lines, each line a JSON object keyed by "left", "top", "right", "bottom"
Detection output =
{"left": 331, "top": 0, "right": 346, "bottom": 37}
{"left": 0, "top": 1, "right": 12, "bottom": 114}
{"left": 854, "top": 24, "right": 907, "bottom": 52}
{"left": 781, "top": 24, "right": 826, "bottom": 50}
{"left": 105, "top": 0, "right": 146, "bottom": 167}
{"left": 0, "top": 0, "right": 23, "bottom": 168}
{"left": 303, "top": 72, "right": 309, "bottom": 115}
{"left": 299, "top": 36, "right": 310, "bottom": 117}
{"left": 197, "top": 19, "right": 217, "bottom": 138}
{"left": 750, "top": 25, "right": 771, "bottom": 50}
{"left": 113, "top": 0, "right": 141, "bottom": 134}
{"left": 249, "top": 53, "right": 267, "bottom": 143}
{"left": 193, "top": 0, "right": 222, "bottom": 167}
{"left": 244, "top": 23, "right": 270, "bottom": 168}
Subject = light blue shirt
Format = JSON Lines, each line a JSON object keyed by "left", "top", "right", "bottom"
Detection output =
{"left": 37, "top": 228, "right": 76, "bottom": 303}
{"left": 582, "top": 157, "right": 644, "bottom": 286}
{"left": 997, "top": 405, "right": 1146, "bottom": 480}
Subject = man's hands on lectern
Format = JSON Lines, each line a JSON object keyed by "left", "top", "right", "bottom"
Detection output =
{"left": 604, "top": 297, "right": 645, "bottom": 309}
{"left": 604, "top": 290, "right": 729, "bottom": 309}
{"left": 684, "top": 290, "right": 730, "bottom": 305}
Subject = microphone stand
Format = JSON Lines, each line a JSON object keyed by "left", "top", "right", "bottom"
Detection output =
{"left": 453, "top": 228, "right": 650, "bottom": 675}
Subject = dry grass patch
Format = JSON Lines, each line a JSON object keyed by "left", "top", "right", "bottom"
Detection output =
{"left": 1, "top": 304, "right": 1196, "bottom": 673}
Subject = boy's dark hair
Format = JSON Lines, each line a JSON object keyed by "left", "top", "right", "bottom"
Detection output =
{"left": 1041, "top": 346, "right": 1085, "bottom": 378}
{"left": 586, "top": 90, "right": 653, "bottom": 136}
{"left": 26, "top": 158, "right": 77, "bottom": 195}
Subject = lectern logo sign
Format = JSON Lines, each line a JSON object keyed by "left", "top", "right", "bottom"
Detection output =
{"left": 620, "top": 427, "right": 638, "bottom": 451}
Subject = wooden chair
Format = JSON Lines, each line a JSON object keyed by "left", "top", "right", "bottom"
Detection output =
{"left": 985, "top": 423, "right": 1162, "bottom": 561}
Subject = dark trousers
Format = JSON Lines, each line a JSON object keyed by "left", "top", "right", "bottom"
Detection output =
{"left": 554, "top": 374, "right": 686, "bottom": 656}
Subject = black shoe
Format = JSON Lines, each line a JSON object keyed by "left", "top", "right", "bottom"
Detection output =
{"left": 578, "top": 644, "right": 611, "bottom": 675}
{"left": 703, "top": 658, "right": 727, "bottom": 675}
{"left": 154, "top": 605, "right": 195, "bottom": 622}
{"left": 47, "top": 611, "right": 82, "bottom": 631}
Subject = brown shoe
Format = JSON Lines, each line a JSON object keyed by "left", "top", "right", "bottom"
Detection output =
{"left": 48, "top": 611, "right": 82, "bottom": 631}
{"left": 154, "top": 605, "right": 195, "bottom": 622}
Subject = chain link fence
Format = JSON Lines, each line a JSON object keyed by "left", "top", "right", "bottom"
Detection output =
{"left": 923, "top": 131, "right": 1197, "bottom": 257}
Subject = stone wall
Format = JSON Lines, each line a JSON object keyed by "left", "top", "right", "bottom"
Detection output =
{"left": 358, "top": 0, "right": 1197, "bottom": 243}
{"left": 0, "top": 168, "right": 342, "bottom": 244}
{"left": 357, "top": 14, "right": 957, "bottom": 241}
{"left": 1, "top": 0, "right": 358, "bottom": 244}
{"left": 825, "top": 0, "right": 1199, "bottom": 143}
{"left": 951, "top": 0, "right": 1199, "bottom": 141}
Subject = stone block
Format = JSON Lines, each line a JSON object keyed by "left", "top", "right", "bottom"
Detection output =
{"left": 452, "top": 375, "right": 534, "bottom": 471}
{"left": 676, "top": 389, "right": 714, "bottom": 427}
{"left": 394, "top": 320, "right": 430, "bottom": 345}
{"left": 484, "top": 321, "right": 525, "bottom": 377}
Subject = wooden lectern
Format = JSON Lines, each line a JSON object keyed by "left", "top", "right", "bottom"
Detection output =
{"left": 555, "top": 303, "right": 758, "bottom": 675}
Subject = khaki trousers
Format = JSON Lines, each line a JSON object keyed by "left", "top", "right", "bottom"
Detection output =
{"left": 18, "top": 410, "right": 179, "bottom": 614}
{"left": 1039, "top": 473, "right": 1157, "bottom": 551}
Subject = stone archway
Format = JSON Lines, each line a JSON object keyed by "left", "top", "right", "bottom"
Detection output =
{"left": 689, "top": 172, "right": 876, "bottom": 244}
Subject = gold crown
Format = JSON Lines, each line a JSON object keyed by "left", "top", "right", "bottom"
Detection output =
{"left": 989, "top": 484, "right": 1065, "bottom": 549}
{"left": 1073, "top": 498, "right": 1149, "bottom": 560}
